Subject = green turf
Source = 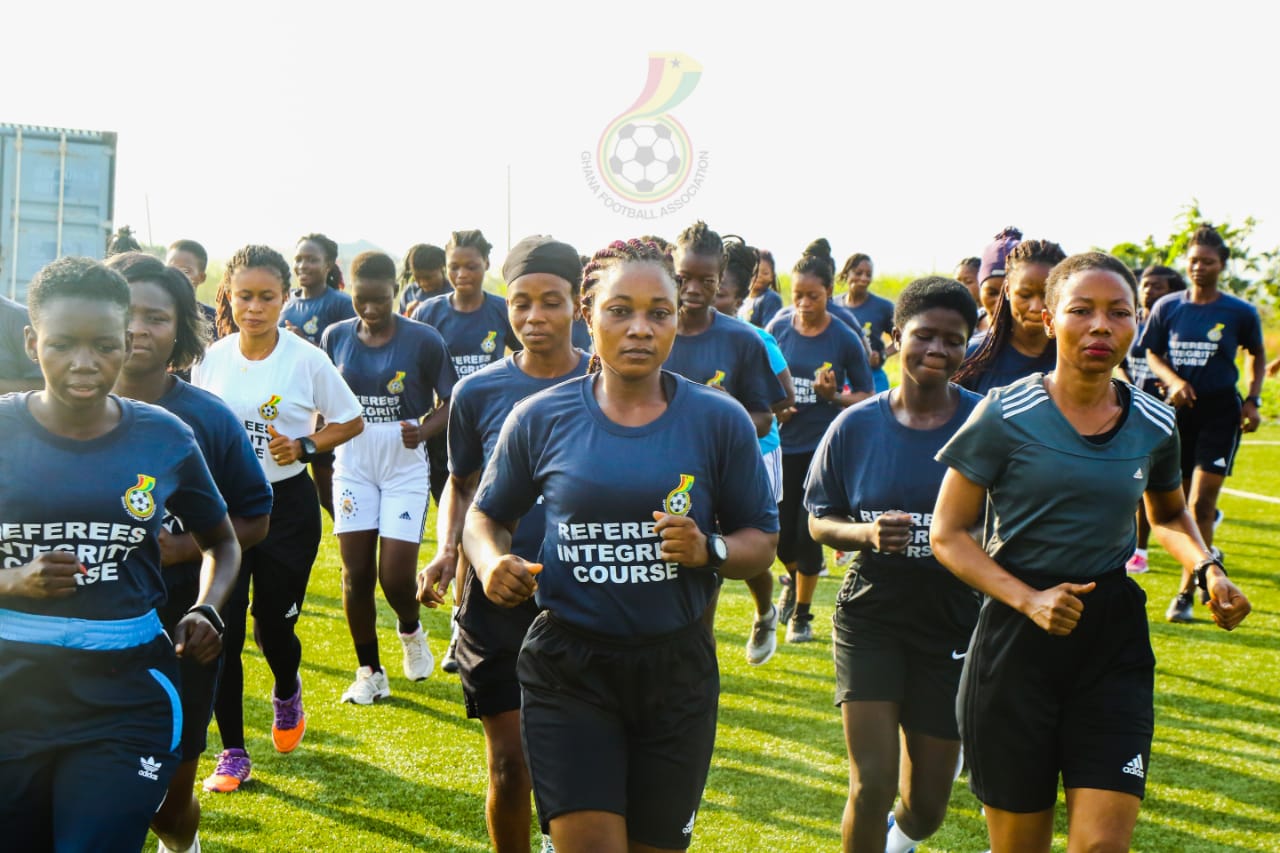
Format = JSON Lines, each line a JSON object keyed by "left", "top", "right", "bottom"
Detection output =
{"left": 167, "top": 425, "right": 1280, "bottom": 852}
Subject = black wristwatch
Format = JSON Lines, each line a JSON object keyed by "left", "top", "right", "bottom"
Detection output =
{"left": 186, "top": 603, "right": 225, "bottom": 636}
{"left": 704, "top": 534, "right": 729, "bottom": 571}
{"left": 1244, "top": 395, "right": 1262, "bottom": 408}
{"left": 296, "top": 436, "right": 318, "bottom": 462}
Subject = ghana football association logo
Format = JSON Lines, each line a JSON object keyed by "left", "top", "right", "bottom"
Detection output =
{"left": 259, "top": 395, "right": 282, "bottom": 421}
{"left": 480, "top": 330, "right": 498, "bottom": 354}
{"left": 1207, "top": 322, "right": 1225, "bottom": 342}
{"left": 123, "top": 474, "right": 158, "bottom": 521}
{"left": 387, "top": 371, "right": 406, "bottom": 394}
{"left": 303, "top": 316, "right": 319, "bottom": 336}
{"left": 707, "top": 370, "right": 726, "bottom": 388}
{"left": 663, "top": 474, "right": 696, "bottom": 516}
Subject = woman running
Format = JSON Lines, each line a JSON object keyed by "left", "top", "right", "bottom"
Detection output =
{"left": 931, "top": 251, "right": 1251, "bottom": 853}
{"left": 281, "top": 233, "right": 355, "bottom": 519}
{"left": 321, "top": 251, "right": 457, "bottom": 703}
{"left": 419, "top": 235, "right": 590, "bottom": 853}
{"left": 740, "top": 248, "right": 783, "bottom": 328}
{"left": 1137, "top": 226, "right": 1266, "bottom": 621}
{"left": 398, "top": 243, "right": 451, "bottom": 317}
{"left": 840, "top": 253, "right": 897, "bottom": 393}
{"left": 807, "top": 277, "right": 981, "bottom": 853}
{"left": 462, "top": 237, "right": 779, "bottom": 852}
{"left": 194, "top": 245, "right": 364, "bottom": 789}
{"left": 767, "top": 239, "right": 873, "bottom": 643}
{"left": 668, "top": 221, "right": 789, "bottom": 663}
{"left": 0, "top": 257, "right": 238, "bottom": 852}
{"left": 955, "top": 239, "right": 1066, "bottom": 394}
{"left": 108, "top": 252, "right": 274, "bottom": 853}
{"left": 953, "top": 256, "right": 986, "bottom": 333}
{"left": 412, "top": 229, "right": 520, "bottom": 673}
{"left": 1120, "top": 266, "right": 1186, "bottom": 574}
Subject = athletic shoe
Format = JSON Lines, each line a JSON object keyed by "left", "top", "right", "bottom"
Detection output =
{"left": 202, "top": 748, "right": 251, "bottom": 793}
{"left": 785, "top": 613, "right": 814, "bottom": 643}
{"left": 776, "top": 577, "right": 796, "bottom": 626}
{"left": 1165, "top": 591, "right": 1195, "bottom": 624}
{"left": 1214, "top": 508, "right": 1224, "bottom": 531}
{"left": 157, "top": 833, "right": 202, "bottom": 853}
{"left": 746, "top": 605, "right": 779, "bottom": 666}
{"left": 885, "top": 812, "right": 916, "bottom": 853}
{"left": 271, "top": 677, "right": 306, "bottom": 753}
{"left": 1125, "top": 553, "right": 1149, "bottom": 574}
{"left": 440, "top": 616, "right": 460, "bottom": 674}
{"left": 833, "top": 550, "right": 855, "bottom": 569}
{"left": 540, "top": 835, "right": 556, "bottom": 853}
{"left": 400, "top": 626, "right": 434, "bottom": 681}
{"left": 341, "top": 666, "right": 391, "bottom": 705}
{"left": 816, "top": 566, "right": 831, "bottom": 578}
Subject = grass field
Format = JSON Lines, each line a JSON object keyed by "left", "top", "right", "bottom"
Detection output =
{"left": 156, "top": 422, "right": 1280, "bottom": 852}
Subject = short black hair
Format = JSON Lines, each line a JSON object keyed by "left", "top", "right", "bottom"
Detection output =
{"left": 894, "top": 276, "right": 979, "bottom": 336}
{"left": 168, "top": 239, "right": 208, "bottom": 273}
{"left": 1045, "top": 252, "right": 1138, "bottom": 311}
{"left": 956, "top": 257, "right": 981, "bottom": 273}
{"left": 350, "top": 251, "right": 399, "bottom": 289}
{"left": 447, "top": 229, "right": 493, "bottom": 262}
{"left": 28, "top": 257, "right": 130, "bottom": 328}
{"left": 1141, "top": 264, "right": 1187, "bottom": 293}
{"left": 400, "top": 243, "right": 446, "bottom": 286}
{"left": 106, "top": 251, "right": 210, "bottom": 371}
{"left": 1188, "top": 224, "right": 1230, "bottom": 264}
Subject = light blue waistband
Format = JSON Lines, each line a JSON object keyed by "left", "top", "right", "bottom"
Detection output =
{"left": 0, "top": 607, "right": 163, "bottom": 651}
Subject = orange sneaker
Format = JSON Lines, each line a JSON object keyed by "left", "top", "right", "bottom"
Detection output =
{"left": 271, "top": 677, "right": 306, "bottom": 753}
{"left": 203, "top": 748, "right": 251, "bottom": 792}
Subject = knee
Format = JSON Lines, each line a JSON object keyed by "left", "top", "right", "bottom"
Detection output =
{"left": 488, "top": 747, "right": 530, "bottom": 797}
{"left": 342, "top": 564, "right": 377, "bottom": 598}
{"left": 900, "top": 797, "right": 949, "bottom": 838}
{"left": 848, "top": 771, "right": 897, "bottom": 816}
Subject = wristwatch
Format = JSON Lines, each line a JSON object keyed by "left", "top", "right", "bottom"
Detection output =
{"left": 297, "top": 436, "right": 318, "bottom": 462}
{"left": 186, "top": 603, "right": 225, "bottom": 636}
{"left": 704, "top": 533, "right": 729, "bottom": 571}
{"left": 1244, "top": 395, "right": 1262, "bottom": 408}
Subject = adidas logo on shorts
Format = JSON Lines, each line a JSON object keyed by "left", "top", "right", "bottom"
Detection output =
{"left": 1213, "top": 457, "right": 1228, "bottom": 468}
{"left": 1122, "top": 754, "right": 1145, "bottom": 778}
{"left": 682, "top": 810, "right": 697, "bottom": 836}
{"left": 138, "top": 756, "right": 162, "bottom": 781}
{"left": 284, "top": 602, "right": 299, "bottom": 619}
{"left": 399, "top": 511, "right": 412, "bottom": 521}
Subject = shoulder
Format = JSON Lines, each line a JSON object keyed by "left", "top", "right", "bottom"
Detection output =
{"left": 829, "top": 390, "right": 887, "bottom": 432}
{"left": 872, "top": 293, "right": 895, "bottom": 312}
{"left": 325, "top": 288, "right": 353, "bottom": 305}
{"left": 485, "top": 291, "right": 508, "bottom": 310}
{"left": 323, "top": 317, "right": 358, "bottom": 343}
{"left": 1126, "top": 382, "right": 1177, "bottom": 437}
{"left": 422, "top": 293, "right": 451, "bottom": 312}
{"left": 765, "top": 312, "right": 791, "bottom": 336}
{"left": 454, "top": 357, "right": 507, "bottom": 399}
{"left": 126, "top": 397, "right": 199, "bottom": 443}
{"left": 987, "top": 374, "right": 1051, "bottom": 422}
{"left": 1219, "top": 292, "right": 1261, "bottom": 318}
{"left": 955, "top": 384, "right": 984, "bottom": 414}
{"left": 1148, "top": 290, "right": 1187, "bottom": 319}
{"left": 0, "top": 392, "right": 26, "bottom": 423}
{"left": 398, "top": 316, "right": 449, "bottom": 346}
{"left": 282, "top": 329, "right": 337, "bottom": 367}
{"left": 675, "top": 373, "right": 753, "bottom": 423}
{"left": 509, "top": 374, "right": 587, "bottom": 423}
{"left": 829, "top": 318, "right": 863, "bottom": 346}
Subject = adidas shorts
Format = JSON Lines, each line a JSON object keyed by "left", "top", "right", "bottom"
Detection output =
{"left": 456, "top": 570, "right": 538, "bottom": 719}
{"left": 762, "top": 445, "right": 783, "bottom": 504}
{"left": 518, "top": 612, "right": 718, "bottom": 849}
{"left": 958, "top": 567, "right": 1154, "bottom": 813}
{"left": 158, "top": 570, "right": 222, "bottom": 761}
{"left": 832, "top": 562, "right": 980, "bottom": 739}
{"left": 333, "top": 423, "right": 430, "bottom": 541}
{"left": 1176, "top": 389, "right": 1242, "bottom": 480}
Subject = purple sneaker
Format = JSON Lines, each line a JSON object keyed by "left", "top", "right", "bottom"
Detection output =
{"left": 203, "top": 748, "right": 252, "bottom": 792}
{"left": 271, "top": 677, "right": 306, "bottom": 753}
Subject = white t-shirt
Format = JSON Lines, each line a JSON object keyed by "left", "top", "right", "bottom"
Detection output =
{"left": 192, "top": 330, "right": 363, "bottom": 483}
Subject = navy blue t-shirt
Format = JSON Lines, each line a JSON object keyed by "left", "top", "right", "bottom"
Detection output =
{"left": 774, "top": 300, "right": 865, "bottom": 339}
{"left": 412, "top": 291, "right": 522, "bottom": 380}
{"left": 1125, "top": 319, "right": 1161, "bottom": 398}
{"left": 1138, "top": 290, "right": 1264, "bottom": 396}
{"left": 961, "top": 338, "right": 1057, "bottom": 395}
{"left": 398, "top": 281, "right": 453, "bottom": 315}
{"left": 474, "top": 373, "right": 779, "bottom": 637}
{"left": 0, "top": 395, "right": 227, "bottom": 620}
{"left": 846, "top": 292, "right": 896, "bottom": 354}
{"left": 767, "top": 314, "right": 874, "bottom": 455}
{"left": 154, "top": 378, "right": 274, "bottom": 582}
{"left": 0, "top": 296, "right": 40, "bottom": 383}
{"left": 744, "top": 289, "right": 783, "bottom": 328}
{"left": 571, "top": 317, "right": 593, "bottom": 352}
{"left": 805, "top": 387, "right": 981, "bottom": 573}
{"left": 322, "top": 316, "right": 458, "bottom": 422}
{"left": 450, "top": 352, "right": 591, "bottom": 562}
{"left": 280, "top": 287, "right": 356, "bottom": 345}
{"left": 664, "top": 311, "right": 786, "bottom": 414}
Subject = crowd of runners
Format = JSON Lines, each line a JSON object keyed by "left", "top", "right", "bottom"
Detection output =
{"left": 0, "top": 220, "right": 1264, "bottom": 853}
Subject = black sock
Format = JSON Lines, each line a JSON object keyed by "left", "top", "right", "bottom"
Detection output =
{"left": 397, "top": 619, "right": 421, "bottom": 635}
{"left": 796, "top": 602, "right": 812, "bottom": 620}
{"left": 355, "top": 640, "right": 381, "bottom": 673}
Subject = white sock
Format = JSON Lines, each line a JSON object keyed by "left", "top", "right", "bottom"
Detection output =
{"left": 885, "top": 819, "right": 919, "bottom": 853}
{"left": 1134, "top": 548, "right": 1149, "bottom": 560}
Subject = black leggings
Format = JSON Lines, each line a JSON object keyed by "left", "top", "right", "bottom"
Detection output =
{"left": 778, "top": 451, "right": 824, "bottom": 575}
{"left": 214, "top": 471, "right": 321, "bottom": 750}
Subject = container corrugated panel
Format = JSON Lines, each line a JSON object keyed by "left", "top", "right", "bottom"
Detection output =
{"left": 0, "top": 124, "right": 117, "bottom": 301}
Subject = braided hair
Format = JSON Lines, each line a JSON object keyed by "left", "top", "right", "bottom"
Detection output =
{"left": 447, "top": 229, "right": 494, "bottom": 262}
{"left": 955, "top": 239, "right": 1067, "bottom": 389}
{"left": 214, "top": 245, "right": 291, "bottom": 338}
{"left": 1188, "top": 224, "right": 1229, "bottom": 264}
{"left": 721, "top": 235, "right": 759, "bottom": 302}
{"left": 580, "top": 238, "right": 677, "bottom": 373}
{"left": 399, "top": 243, "right": 447, "bottom": 287}
{"left": 106, "top": 226, "right": 143, "bottom": 257}
{"left": 675, "top": 220, "right": 725, "bottom": 269}
{"left": 297, "top": 233, "right": 343, "bottom": 290}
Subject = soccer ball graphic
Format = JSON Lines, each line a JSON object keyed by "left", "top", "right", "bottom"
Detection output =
{"left": 607, "top": 121, "right": 684, "bottom": 195}
{"left": 128, "top": 490, "right": 152, "bottom": 515}
{"left": 665, "top": 491, "right": 690, "bottom": 516}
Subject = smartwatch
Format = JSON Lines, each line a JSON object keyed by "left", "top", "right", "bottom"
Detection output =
{"left": 186, "top": 603, "right": 225, "bottom": 636}
{"left": 297, "top": 436, "right": 318, "bottom": 463}
{"left": 1244, "top": 395, "right": 1262, "bottom": 408}
{"left": 704, "top": 533, "right": 729, "bottom": 571}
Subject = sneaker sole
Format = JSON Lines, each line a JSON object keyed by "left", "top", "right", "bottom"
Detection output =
{"left": 440, "top": 661, "right": 459, "bottom": 674}
{"left": 272, "top": 722, "right": 306, "bottom": 753}
{"left": 341, "top": 691, "right": 391, "bottom": 705}
{"left": 203, "top": 775, "right": 250, "bottom": 793}
{"left": 746, "top": 643, "right": 777, "bottom": 666}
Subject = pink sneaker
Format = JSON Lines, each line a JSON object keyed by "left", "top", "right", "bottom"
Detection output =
{"left": 1125, "top": 553, "right": 1149, "bottom": 574}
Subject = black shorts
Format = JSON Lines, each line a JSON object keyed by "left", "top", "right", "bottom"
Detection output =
{"left": 426, "top": 432, "right": 449, "bottom": 504}
{"left": 518, "top": 612, "right": 718, "bottom": 849}
{"left": 456, "top": 569, "right": 538, "bottom": 719}
{"left": 232, "top": 471, "right": 321, "bottom": 629}
{"left": 158, "top": 571, "right": 222, "bottom": 761}
{"left": 959, "top": 568, "right": 1154, "bottom": 813}
{"left": 1176, "top": 389, "right": 1242, "bottom": 479}
{"left": 778, "top": 451, "right": 824, "bottom": 575}
{"left": 833, "top": 561, "right": 980, "bottom": 739}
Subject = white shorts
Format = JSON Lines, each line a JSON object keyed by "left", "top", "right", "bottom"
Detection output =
{"left": 332, "top": 422, "right": 430, "bottom": 542}
{"left": 763, "top": 445, "right": 783, "bottom": 504}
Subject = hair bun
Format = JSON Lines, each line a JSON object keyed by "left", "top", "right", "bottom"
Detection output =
{"left": 803, "top": 237, "right": 832, "bottom": 259}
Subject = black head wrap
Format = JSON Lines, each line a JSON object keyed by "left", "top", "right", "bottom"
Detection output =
{"left": 502, "top": 235, "right": 583, "bottom": 291}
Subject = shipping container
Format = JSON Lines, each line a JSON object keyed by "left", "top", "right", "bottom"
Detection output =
{"left": 0, "top": 123, "right": 117, "bottom": 301}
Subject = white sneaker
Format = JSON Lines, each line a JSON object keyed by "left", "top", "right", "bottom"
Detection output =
{"left": 157, "top": 833, "right": 201, "bottom": 853}
{"left": 341, "top": 666, "right": 391, "bottom": 704}
{"left": 400, "top": 627, "right": 435, "bottom": 681}
{"left": 746, "top": 605, "right": 779, "bottom": 666}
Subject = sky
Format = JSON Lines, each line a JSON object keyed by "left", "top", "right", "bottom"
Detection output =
{"left": 6, "top": 0, "right": 1280, "bottom": 278}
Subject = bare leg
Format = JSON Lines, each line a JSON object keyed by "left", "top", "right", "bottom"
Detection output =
{"left": 480, "top": 710, "right": 533, "bottom": 853}
{"left": 1064, "top": 787, "right": 1140, "bottom": 853}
